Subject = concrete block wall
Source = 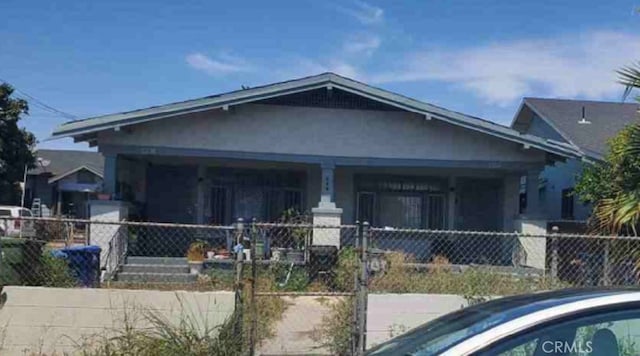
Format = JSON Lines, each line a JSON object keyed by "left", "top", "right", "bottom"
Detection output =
{"left": 0, "top": 287, "right": 234, "bottom": 355}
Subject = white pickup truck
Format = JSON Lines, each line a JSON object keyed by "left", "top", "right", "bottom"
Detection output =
{"left": 0, "top": 206, "right": 36, "bottom": 238}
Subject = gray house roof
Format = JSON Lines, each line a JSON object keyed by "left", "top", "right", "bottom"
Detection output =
{"left": 51, "top": 72, "right": 582, "bottom": 159}
{"left": 29, "top": 149, "right": 104, "bottom": 179}
{"left": 513, "top": 98, "right": 640, "bottom": 159}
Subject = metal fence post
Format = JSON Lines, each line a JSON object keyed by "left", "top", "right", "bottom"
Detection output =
{"left": 602, "top": 239, "right": 611, "bottom": 286}
{"left": 352, "top": 221, "right": 361, "bottom": 355}
{"left": 357, "top": 221, "right": 370, "bottom": 355}
{"left": 249, "top": 218, "right": 258, "bottom": 356}
{"left": 550, "top": 227, "right": 559, "bottom": 285}
{"left": 233, "top": 218, "right": 245, "bottom": 347}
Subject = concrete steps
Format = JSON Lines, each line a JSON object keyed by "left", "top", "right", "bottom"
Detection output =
{"left": 115, "top": 256, "right": 195, "bottom": 284}
{"left": 121, "top": 264, "right": 189, "bottom": 274}
{"left": 126, "top": 256, "right": 188, "bottom": 265}
{"left": 117, "top": 272, "right": 197, "bottom": 283}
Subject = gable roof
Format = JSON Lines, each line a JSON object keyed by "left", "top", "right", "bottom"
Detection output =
{"left": 47, "top": 165, "right": 103, "bottom": 183}
{"left": 513, "top": 98, "right": 640, "bottom": 159}
{"left": 51, "top": 73, "right": 582, "bottom": 159}
{"left": 29, "top": 149, "right": 104, "bottom": 178}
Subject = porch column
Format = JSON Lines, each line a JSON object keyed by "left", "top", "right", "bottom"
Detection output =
{"left": 319, "top": 163, "right": 336, "bottom": 208}
{"left": 311, "top": 162, "right": 342, "bottom": 247}
{"left": 196, "top": 164, "right": 206, "bottom": 224}
{"left": 447, "top": 176, "right": 456, "bottom": 229}
{"left": 103, "top": 154, "right": 117, "bottom": 198}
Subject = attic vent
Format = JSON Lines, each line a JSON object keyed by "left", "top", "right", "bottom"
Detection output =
{"left": 578, "top": 106, "right": 591, "bottom": 124}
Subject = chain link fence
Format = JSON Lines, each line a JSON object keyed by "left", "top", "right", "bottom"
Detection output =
{"left": 1, "top": 216, "right": 640, "bottom": 354}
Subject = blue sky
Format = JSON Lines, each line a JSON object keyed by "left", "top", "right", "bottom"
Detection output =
{"left": 2, "top": 0, "right": 640, "bottom": 150}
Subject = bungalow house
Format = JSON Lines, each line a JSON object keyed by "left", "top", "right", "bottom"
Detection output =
{"left": 50, "top": 73, "right": 581, "bottom": 265}
{"left": 26, "top": 149, "right": 104, "bottom": 218}
{"left": 511, "top": 98, "right": 640, "bottom": 223}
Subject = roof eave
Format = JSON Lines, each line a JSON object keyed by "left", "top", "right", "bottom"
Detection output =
{"left": 51, "top": 73, "right": 583, "bottom": 159}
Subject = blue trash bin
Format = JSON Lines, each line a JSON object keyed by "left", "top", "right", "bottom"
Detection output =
{"left": 56, "top": 245, "right": 101, "bottom": 287}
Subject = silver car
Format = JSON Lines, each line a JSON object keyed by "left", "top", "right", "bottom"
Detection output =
{"left": 366, "top": 288, "right": 640, "bottom": 356}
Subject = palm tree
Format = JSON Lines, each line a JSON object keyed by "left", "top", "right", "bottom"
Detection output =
{"left": 590, "top": 63, "right": 640, "bottom": 235}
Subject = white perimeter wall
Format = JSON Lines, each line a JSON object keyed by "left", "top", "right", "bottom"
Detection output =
{"left": 0, "top": 287, "right": 234, "bottom": 355}
{"left": 367, "top": 293, "right": 472, "bottom": 349}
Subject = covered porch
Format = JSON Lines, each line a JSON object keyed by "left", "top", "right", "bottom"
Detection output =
{"left": 99, "top": 149, "right": 547, "bottom": 264}
{"left": 107, "top": 153, "right": 535, "bottom": 231}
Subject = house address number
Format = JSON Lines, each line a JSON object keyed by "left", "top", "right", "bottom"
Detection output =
{"left": 139, "top": 148, "right": 157, "bottom": 155}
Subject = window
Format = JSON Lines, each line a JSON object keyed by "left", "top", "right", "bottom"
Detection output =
{"left": 265, "top": 189, "right": 302, "bottom": 221}
{"left": 538, "top": 186, "right": 546, "bottom": 204}
{"left": 19, "top": 209, "right": 32, "bottom": 217}
{"left": 478, "top": 307, "right": 640, "bottom": 356}
{"left": 427, "top": 195, "right": 446, "bottom": 229}
{"left": 355, "top": 175, "right": 447, "bottom": 229}
{"left": 210, "top": 186, "right": 227, "bottom": 225}
{"left": 379, "top": 194, "right": 422, "bottom": 228}
{"left": 561, "top": 188, "right": 574, "bottom": 219}
{"left": 0, "top": 210, "right": 10, "bottom": 217}
{"left": 209, "top": 169, "right": 305, "bottom": 223}
{"left": 357, "top": 192, "right": 375, "bottom": 224}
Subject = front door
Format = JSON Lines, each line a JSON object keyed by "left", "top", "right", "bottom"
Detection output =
{"left": 456, "top": 178, "right": 501, "bottom": 231}
{"left": 455, "top": 178, "right": 504, "bottom": 264}
{"left": 146, "top": 165, "right": 197, "bottom": 223}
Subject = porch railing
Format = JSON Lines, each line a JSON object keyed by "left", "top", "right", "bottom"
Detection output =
{"left": 104, "top": 222, "right": 128, "bottom": 279}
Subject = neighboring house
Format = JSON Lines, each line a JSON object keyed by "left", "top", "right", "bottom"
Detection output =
{"left": 511, "top": 98, "right": 640, "bottom": 222}
{"left": 49, "top": 73, "right": 581, "bottom": 264}
{"left": 26, "top": 149, "right": 104, "bottom": 218}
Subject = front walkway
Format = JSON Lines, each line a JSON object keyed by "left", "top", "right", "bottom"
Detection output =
{"left": 258, "top": 296, "right": 337, "bottom": 355}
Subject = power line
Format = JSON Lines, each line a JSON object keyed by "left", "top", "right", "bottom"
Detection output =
{"left": 0, "top": 77, "right": 79, "bottom": 120}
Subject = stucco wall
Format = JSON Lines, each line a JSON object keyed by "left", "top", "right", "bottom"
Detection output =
{"left": 540, "top": 159, "right": 591, "bottom": 221}
{"left": 98, "top": 104, "right": 545, "bottom": 163}
{"left": 0, "top": 287, "right": 234, "bottom": 355}
{"left": 367, "top": 293, "right": 471, "bottom": 349}
{"left": 526, "top": 115, "right": 567, "bottom": 143}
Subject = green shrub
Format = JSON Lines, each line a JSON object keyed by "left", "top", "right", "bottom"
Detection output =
{"left": 311, "top": 297, "right": 354, "bottom": 356}
{"left": 202, "top": 268, "right": 235, "bottom": 290}
{"left": 77, "top": 303, "right": 244, "bottom": 356}
{"left": 40, "top": 251, "right": 76, "bottom": 287}
{"left": 270, "top": 264, "right": 309, "bottom": 292}
{"left": 333, "top": 247, "right": 359, "bottom": 292}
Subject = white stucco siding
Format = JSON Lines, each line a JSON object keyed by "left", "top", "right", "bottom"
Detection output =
{"left": 99, "top": 104, "right": 545, "bottom": 162}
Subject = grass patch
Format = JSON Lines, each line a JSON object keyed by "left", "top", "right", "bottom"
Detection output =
{"left": 368, "top": 252, "right": 567, "bottom": 298}
{"left": 75, "top": 297, "right": 243, "bottom": 356}
{"left": 311, "top": 297, "right": 354, "bottom": 356}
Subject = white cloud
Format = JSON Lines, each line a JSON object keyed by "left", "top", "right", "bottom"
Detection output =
{"left": 370, "top": 31, "right": 640, "bottom": 105}
{"left": 343, "top": 33, "right": 381, "bottom": 56}
{"left": 336, "top": 1, "right": 384, "bottom": 25}
{"left": 185, "top": 52, "right": 253, "bottom": 75}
